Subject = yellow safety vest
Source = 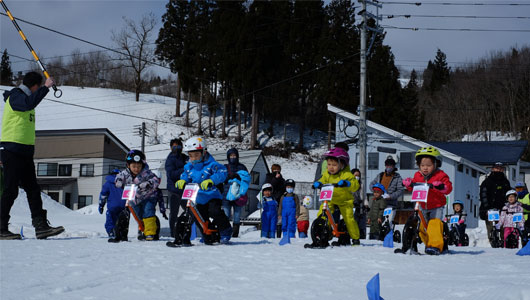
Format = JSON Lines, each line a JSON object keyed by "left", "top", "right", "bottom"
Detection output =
{"left": 1, "top": 97, "right": 36, "bottom": 145}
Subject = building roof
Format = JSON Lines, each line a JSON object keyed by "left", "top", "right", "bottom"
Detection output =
{"left": 210, "top": 150, "right": 269, "bottom": 172}
{"left": 429, "top": 141, "right": 528, "bottom": 165}
{"left": 327, "top": 104, "right": 486, "bottom": 173}
{"left": 36, "top": 128, "right": 129, "bottom": 154}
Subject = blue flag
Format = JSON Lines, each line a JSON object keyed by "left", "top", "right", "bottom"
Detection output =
{"left": 383, "top": 230, "right": 393, "bottom": 248}
{"left": 20, "top": 226, "right": 24, "bottom": 240}
{"left": 366, "top": 273, "right": 384, "bottom": 300}
{"left": 190, "top": 223, "right": 196, "bottom": 241}
{"left": 516, "top": 241, "right": 530, "bottom": 256}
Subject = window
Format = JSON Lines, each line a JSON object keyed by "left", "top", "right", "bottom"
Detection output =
{"left": 368, "top": 153, "right": 379, "bottom": 170}
{"left": 58, "top": 164, "right": 72, "bottom": 176}
{"left": 472, "top": 169, "right": 477, "bottom": 178}
{"left": 457, "top": 164, "right": 464, "bottom": 173}
{"left": 251, "top": 171, "right": 260, "bottom": 185}
{"left": 37, "top": 163, "right": 58, "bottom": 176}
{"left": 80, "top": 164, "right": 94, "bottom": 177}
{"left": 78, "top": 195, "right": 93, "bottom": 208}
{"left": 466, "top": 168, "right": 469, "bottom": 174}
{"left": 399, "top": 152, "right": 416, "bottom": 170}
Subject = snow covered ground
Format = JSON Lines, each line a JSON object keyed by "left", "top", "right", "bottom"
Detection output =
{"left": 1, "top": 193, "right": 529, "bottom": 300}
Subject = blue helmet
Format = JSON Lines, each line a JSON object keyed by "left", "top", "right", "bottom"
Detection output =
{"left": 372, "top": 183, "right": 387, "bottom": 194}
{"left": 453, "top": 199, "right": 464, "bottom": 209}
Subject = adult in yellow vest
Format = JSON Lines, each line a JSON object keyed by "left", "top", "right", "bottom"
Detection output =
{"left": 0, "top": 72, "right": 64, "bottom": 240}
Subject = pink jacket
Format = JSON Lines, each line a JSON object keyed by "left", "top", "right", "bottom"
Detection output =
{"left": 498, "top": 202, "right": 524, "bottom": 228}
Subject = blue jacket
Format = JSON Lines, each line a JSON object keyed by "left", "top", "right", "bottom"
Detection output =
{"left": 165, "top": 151, "right": 188, "bottom": 193}
{"left": 180, "top": 153, "right": 227, "bottom": 205}
{"left": 99, "top": 174, "right": 125, "bottom": 209}
{"left": 223, "top": 148, "right": 248, "bottom": 198}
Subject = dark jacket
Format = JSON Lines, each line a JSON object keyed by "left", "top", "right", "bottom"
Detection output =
{"left": 265, "top": 172, "right": 286, "bottom": 201}
{"left": 369, "top": 171, "right": 404, "bottom": 207}
{"left": 223, "top": 148, "right": 248, "bottom": 198}
{"left": 1, "top": 85, "right": 49, "bottom": 157}
{"left": 165, "top": 151, "right": 188, "bottom": 193}
{"left": 479, "top": 172, "right": 511, "bottom": 219}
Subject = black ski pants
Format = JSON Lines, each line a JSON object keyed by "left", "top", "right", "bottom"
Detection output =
{"left": 168, "top": 191, "right": 185, "bottom": 237}
{"left": 0, "top": 150, "right": 45, "bottom": 230}
{"left": 195, "top": 198, "right": 231, "bottom": 232}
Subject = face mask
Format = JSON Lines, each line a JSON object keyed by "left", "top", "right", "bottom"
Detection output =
{"left": 286, "top": 188, "right": 294, "bottom": 193}
{"left": 172, "top": 145, "right": 182, "bottom": 153}
{"left": 191, "top": 159, "right": 202, "bottom": 164}
{"left": 385, "top": 167, "right": 394, "bottom": 173}
{"left": 229, "top": 157, "right": 238, "bottom": 164}
{"left": 355, "top": 176, "right": 360, "bottom": 181}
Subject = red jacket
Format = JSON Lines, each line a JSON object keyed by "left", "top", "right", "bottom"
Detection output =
{"left": 407, "top": 169, "right": 453, "bottom": 210}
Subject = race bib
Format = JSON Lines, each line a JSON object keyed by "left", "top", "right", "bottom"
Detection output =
{"left": 122, "top": 184, "right": 137, "bottom": 201}
{"left": 182, "top": 184, "right": 200, "bottom": 203}
{"left": 411, "top": 184, "right": 429, "bottom": 202}
{"left": 488, "top": 210, "right": 500, "bottom": 222}
{"left": 449, "top": 215, "right": 460, "bottom": 224}
{"left": 513, "top": 212, "right": 523, "bottom": 223}
{"left": 319, "top": 185, "right": 334, "bottom": 202}
{"left": 383, "top": 207, "right": 393, "bottom": 217}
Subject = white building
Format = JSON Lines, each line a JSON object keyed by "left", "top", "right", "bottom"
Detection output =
{"left": 328, "top": 104, "right": 486, "bottom": 228}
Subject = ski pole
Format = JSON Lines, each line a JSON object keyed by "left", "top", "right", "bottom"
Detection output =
{"left": 1, "top": 0, "right": 62, "bottom": 98}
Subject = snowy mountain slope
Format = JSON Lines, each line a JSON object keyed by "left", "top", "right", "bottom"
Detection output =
{"left": 0, "top": 85, "right": 326, "bottom": 181}
{"left": 1, "top": 193, "right": 529, "bottom": 300}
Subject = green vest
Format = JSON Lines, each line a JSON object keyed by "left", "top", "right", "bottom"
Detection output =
{"left": 520, "top": 194, "right": 530, "bottom": 220}
{"left": 1, "top": 97, "right": 36, "bottom": 145}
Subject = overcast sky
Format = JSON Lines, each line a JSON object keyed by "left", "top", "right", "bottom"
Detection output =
{"left": 2, "top": 0, "right": 530, "bottom": 80}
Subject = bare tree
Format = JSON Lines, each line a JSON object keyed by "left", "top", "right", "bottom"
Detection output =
{"left": 112, "top": 13, "right": 157, "bottom": 102}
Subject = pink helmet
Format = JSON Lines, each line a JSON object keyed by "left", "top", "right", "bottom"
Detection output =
{"left": 323, "top": 147, "right": 350, "bottom": 165}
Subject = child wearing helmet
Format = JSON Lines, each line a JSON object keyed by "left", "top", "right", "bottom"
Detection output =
{"left": 313, "top": 147, "right": 361, "bottom": 245}
{"left": 497, "top": 190, "right": 524, "bottom": 248}
{"left": 451, "top": 200, "right": 467, "bottom": 246}
{"left": 297, "top": 196, "right": 311, "bottom": 238}
{"left": 260, "top": 183, "right": 278, "bottom": 238}
{"left": 115, "top": 150, "right": 160, "bottom": 240}
{"left": 175, "top": 136, "right": 232, "bottom": 244}
{"left": 367, "top": 183, "right": 387, "bottom": 240}
{"left": 402, "top": 146, "right": 453, "bottom": 255}
{"left": 98, "top": 168, "right": 125, "bottom": 237}
{"left": 277, "top": 179, "right": 300, "bottom": 244}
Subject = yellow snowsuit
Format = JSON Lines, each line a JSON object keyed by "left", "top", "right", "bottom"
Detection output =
{"left": 316, "top": 169, "right": 360, "bottom": 240}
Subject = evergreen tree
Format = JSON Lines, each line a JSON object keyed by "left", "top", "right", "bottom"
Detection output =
{"left": 1, "top": 49, "right": 13, "bottom": 86}
{"left": 401, "top": 69, "right": 424, "bottom": 138}
{"left": 423, "top": 48, "right": 450, "bottom": 95}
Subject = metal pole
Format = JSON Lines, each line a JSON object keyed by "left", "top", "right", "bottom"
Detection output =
{"left": 0, "top": 0, "right": 62, "bottom": 97}
{"left": 141, "top": 122, "right": 145, "bottom": 153}
{"left": 359, "top": 0, "right": 368, "bottom": 201}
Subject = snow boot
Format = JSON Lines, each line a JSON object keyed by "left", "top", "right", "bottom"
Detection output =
{"left": 0, "top": 229, "right": 22, "bottom": 240}
{"left": 261, "top": 231, "right": 269, "bottom": 238}
{"left": 425, "top": 247, "right": 441, "bottom": 255}
{"left": 351, "top": 239, "right": 360, "bottom": 246}
{"left": 220, "top": 227, "right": 233, "bottom": 244}
{"left": 299, "top": 232, "right": 307, "bottom": 238}
{"left": 276, "top": 224, "right": 282, "bottom": 238}
{"left": 279, "top": 231, "right": 290, "bottom": 245}
{"left": 32, "top": 210, "right": 64, "bottom": 239}
{"left": 232, "top": 223, "right": 240, "bottom": 238}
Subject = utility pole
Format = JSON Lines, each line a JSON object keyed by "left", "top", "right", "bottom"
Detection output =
{"left": 359, "top": 0, "right": 368, "bottom": 202}
{"left": 134, "top": 122, "right": 148, "bottom": 153}
{"left": 359, "top": 0, "right": 382, "bottom": 201}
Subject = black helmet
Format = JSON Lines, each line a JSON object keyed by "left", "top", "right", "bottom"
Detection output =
{"left": 285, "top": 179, "right": 296, "bottom": 188}
{"left": 126, "top": 150, "right": 146, "bottom": 165}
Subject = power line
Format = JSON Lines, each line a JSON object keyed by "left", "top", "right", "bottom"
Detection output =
{"left": 379, "top": 1, "right": 530, "bottom": 6}
{"left": 384, "top": 14, "right": 530, "bottom": 19}
{"left": 383, "top": 25, "right": 530, "bottom": 32}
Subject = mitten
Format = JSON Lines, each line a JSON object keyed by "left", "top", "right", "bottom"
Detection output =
{"left": 458, "top": 219, "right": 465, "bottom": 224}
{"left": 200, "top": 179, "right": 214, "bottom": 190}
{"left": 402, "top": 178, "right": 413, "bottom": 188}
{"left": 162, "top": 211, "right": 168, "bottom": 220}
{"left": 495, "top": 223, "right": 501, "bottom": 230}
{"left": 313, "top": 182, "right": 323, "bottom": 189}
{"left": 98, "top": 203, "right": 104, "bottom": 214}
{"left": 337, "top": 180, "right": 351, "bottom": 187}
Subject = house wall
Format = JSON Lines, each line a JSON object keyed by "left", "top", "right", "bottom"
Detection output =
{"left": 334, "top": 114, "right": 482, "bottom": 228}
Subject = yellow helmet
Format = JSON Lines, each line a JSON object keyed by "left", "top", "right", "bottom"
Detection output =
{"left": 415, "top": 146, "right": 442, "bottom": 167}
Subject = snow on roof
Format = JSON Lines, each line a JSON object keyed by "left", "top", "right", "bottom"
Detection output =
{"left": 327, "top": 103, "right": 486, "bottom": 173}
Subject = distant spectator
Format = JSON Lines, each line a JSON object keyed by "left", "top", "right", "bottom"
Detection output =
{"left": 266, "top": 164, "right": 286, "bottom": 238}
{"left": 515, "top": 182, "right": 530, "bottom": 234}
{"left": 164, "top": 138, "right": 188, "bottom": 237}
{"left": 222, "top": 148, "right": 250, "bottom": 238}
{"left": 352, "top": 168, "right": 369, "bottom": 239}
{"left": 369, "top": 156, "right": 403, "bottom": 208}
{"left": 479, "top": 162, "right": 511, "bottom": 247}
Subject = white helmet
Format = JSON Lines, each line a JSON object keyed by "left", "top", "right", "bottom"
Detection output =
{"left": 302, "top": 196, "right": 312, "bottom": 208}
{"left": 261, "top": 183, "right": 273, "bottom": 191}
{"left": 506, "top": 189, "right": 517, "bottom": 198}
{"left": 183, "top": 136, "right": 207, "bottom": 152}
